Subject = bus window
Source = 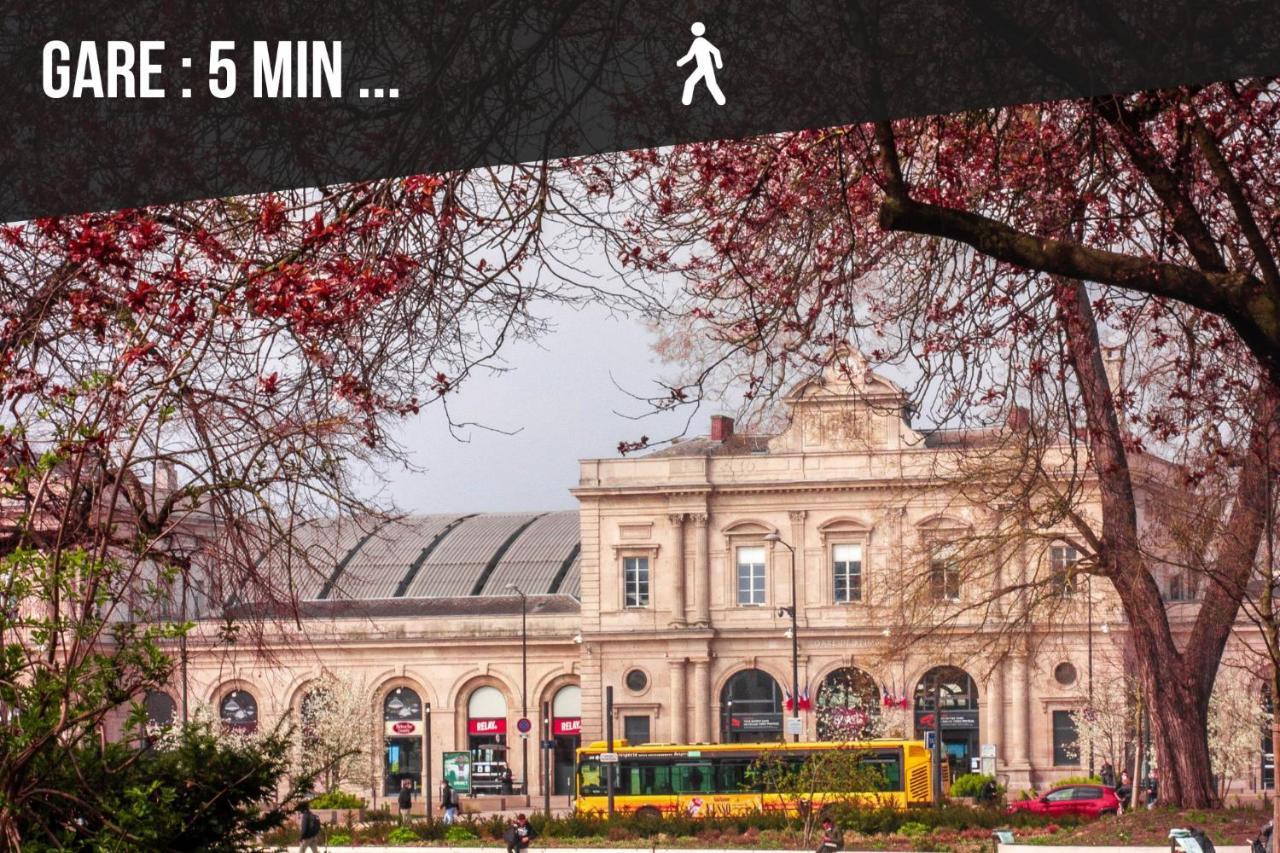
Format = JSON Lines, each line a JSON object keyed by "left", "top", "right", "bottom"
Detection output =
{"left": 861, "top": 752, "right": 904, "bottom": 792}
{"left": 578, "top": 758, "right": 605, "bottom": 796}
{"left": 673, "top": 762, "right": 713, "bottom": 794}
{"left": 621, "top": 761, "right": 673, "bottom": 795}
{"left": 714, "top": 759, "right": 757, "bottom": 793}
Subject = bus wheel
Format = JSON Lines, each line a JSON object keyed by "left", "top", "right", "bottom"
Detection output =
{"left": 635, "top": 807, "right": 662, "bottom": 821}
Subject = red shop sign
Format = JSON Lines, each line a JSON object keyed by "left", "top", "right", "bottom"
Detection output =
{"left": 392, "top": 721, "right": 418, "bottom": 735}
{"left": 468, "top": 717, "right": 506, "bottom": 735}
{"left": 552, "top": 717, "right": 581, "bottom": 736}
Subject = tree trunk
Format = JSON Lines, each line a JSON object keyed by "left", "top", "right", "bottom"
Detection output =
{"left": 1142, "top": 666, "right": 1216, "bottom": 808}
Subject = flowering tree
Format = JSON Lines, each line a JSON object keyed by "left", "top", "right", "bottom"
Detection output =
{"left": 1207, "top": 666, "right": 1270, "bottom": 799}
{"left": 0, "top": 174, "right": 656, "bottom": 844}
{"left": 1067, "top": 670, "right": 1137, "bottom": 777}
{"left": 298, "top": 673, "right": 375, "bottom": 794}
{"left": 577, "top": 80, "right": 1280, "bottom": 807}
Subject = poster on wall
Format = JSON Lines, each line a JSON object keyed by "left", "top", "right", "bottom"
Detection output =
{"left": 443, "top": 751, "right": 471, "bottom": 793}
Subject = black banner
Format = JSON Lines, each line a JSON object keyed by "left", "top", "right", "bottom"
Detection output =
{"left": 3, "top": 1, "right": 1280, "bottom": 219}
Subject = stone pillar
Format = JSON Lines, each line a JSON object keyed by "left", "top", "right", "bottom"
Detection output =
{"left": 691, "top": 514, "right": 710, "bottom": 627}
{"left": 669, "top": 658, "right": 688, "bottom": 743}
{"left": 1008, "top": 653, "right": 1032, "bottom": 788}
{"left": 668, "top": 514, "right": 687, "bottom": 627}
{"left": 986, "top": 661, "right": 1005, "bottom": 770}
{"left": 692, "top": 658, "right": 712, "bottom": 743}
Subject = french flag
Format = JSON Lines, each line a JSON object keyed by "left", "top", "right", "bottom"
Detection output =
{"left": 798, "top": 688, "right": 812, "bottom": 711}
{"left": 783, "top": 689, "right": 794, "bottom": 712}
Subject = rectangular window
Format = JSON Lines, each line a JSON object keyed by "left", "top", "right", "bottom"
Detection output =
{"left": 929, "top": 558, "right": 960, "bottom": 602}
{"left": 1050, "top": 545, "right": 1079, "bottom": 594}
{"left": 1166, "top": 571, "right": 1198, "bottom": 602}
{"left": 623, "top": 715, "right": 650, "bottom": 745}
{"left": 623, "top": 556, "right": 650, "bottom": 608}
{"left": 736, "top": 546, "right": 767, "bottom": 605}
{"left": 1052, "top": 710, "right": 1080, "bottom": 766}
{"left": 832, "top": 543, "right": 863, "bottom": 603}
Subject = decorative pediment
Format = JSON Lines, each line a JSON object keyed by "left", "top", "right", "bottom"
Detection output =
{"left": 720, "top": 519, "right": 776, "bottom": 537}
{"left": 817, "top": 516, "right": 874, "bottom": 539}
{"left": 768, "top": 352, "right": 921, "bottom": 453}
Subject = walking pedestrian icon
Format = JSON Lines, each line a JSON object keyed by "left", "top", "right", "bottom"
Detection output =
{"left": 677, "top": 22, "right": 725, "bottom": 106}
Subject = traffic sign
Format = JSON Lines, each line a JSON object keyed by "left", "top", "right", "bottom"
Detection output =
{"left": 925, "top": 731, "right": 937, "bottom": 750}
{"left": 516, "top": 717, "right": 532, "bottom": 734}
{"left": 599, "top": 752, "right": 619, "bottom": 764}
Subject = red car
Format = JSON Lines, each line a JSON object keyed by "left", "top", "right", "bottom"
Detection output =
{"left": 1007, "top": 784, "right": 1121, "bottom": 818}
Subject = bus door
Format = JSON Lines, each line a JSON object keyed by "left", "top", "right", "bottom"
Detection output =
{"left": 673, "top": 761, "right": 713, "bottom": 815}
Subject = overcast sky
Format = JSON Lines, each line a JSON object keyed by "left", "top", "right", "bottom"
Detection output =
{"left": 373, "top": 301, "right": 695, "bottom": 514}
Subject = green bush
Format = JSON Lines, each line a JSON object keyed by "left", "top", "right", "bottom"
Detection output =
{"left": 387, "top": 825, "right": 420, "bottom": 844}
{"left": 445, "top": 823, "right": 479, "bottom": 841}
{"left": 326, "top": 832, "right": 352, "bottom": 845}
{"left": 950, "top": 773, "right": 995, "bottom": 798}
{"left": 898, "top": 821, "right": 931, "bottom": 837}
{"left": 309, "top": 790, "right": 366, "bottom": 809}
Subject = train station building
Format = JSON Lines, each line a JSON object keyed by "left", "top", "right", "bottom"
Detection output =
{"left": 165, "top": 360, "right": 1253, "bottom": 808}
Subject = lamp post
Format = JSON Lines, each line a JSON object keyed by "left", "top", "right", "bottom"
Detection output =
{"left": 764, "top": 531, "right": 800, "bottom": 742}
{"left": 506, "top": 584, "right": 529, "bottom": 801}
{"left": 1087, "top": 572, "right": 1094, "bottom": 778}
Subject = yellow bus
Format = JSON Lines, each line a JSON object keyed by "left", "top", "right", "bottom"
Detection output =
{"left": 574, "top": 739, "right": 940, "bottom": 817}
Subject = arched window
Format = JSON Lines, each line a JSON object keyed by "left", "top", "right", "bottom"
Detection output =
{"left": 219, "top": 689, "right": 258, "bottom": 732}
{"left": 466, "top": 686, "right": 509, "bottom": 794}
{"left": 720, "top": 669, "right": 783, "bottom": 743}
{"left": 144, "top": 691, "right": 177, "bottom": 729}
{"left": 816, "top": 667, "right": 880, "bottom": 740}
{"left": 913, "top": 666, "right": 979, "bottom": 780}
{"left": 384, "top": 686, "right": 423, "bottom": 721}
{"left": 383, "top": 686, "right": 425, "bottom": 796}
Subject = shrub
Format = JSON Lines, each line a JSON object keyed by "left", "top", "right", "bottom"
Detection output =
{"left": 950, "top": 773, "right": 996, "bottom": 798}
{"left": 446, "top": 823, "right": 479, "bottom": 841}
{"left": 387, "top": 825, "right": 420, "bottom": 844}
{"left": 327, "top": 832, "right": 352, "bottom": 845}
{"left": 898, "top": 821, "right": 931, "bottom": 837}
{"left": 309, "top": 790, "right": 366, "bottom": 809}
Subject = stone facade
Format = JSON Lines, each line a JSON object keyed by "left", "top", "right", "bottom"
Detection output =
{"left": 169, "top": 362, "right": 1270, "bottom": 804}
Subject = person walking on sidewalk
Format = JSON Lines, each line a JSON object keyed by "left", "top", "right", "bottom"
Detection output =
{"left": 297, "top": 803, "right": 321, "bottom": 853}
{"left": 398, "top": 778, "right": 413, "bottom": 824}
{"left": 441, "top": 775, "right": 459, "bottom": 825}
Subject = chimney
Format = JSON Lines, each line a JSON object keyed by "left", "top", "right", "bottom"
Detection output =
{"left": 709, "top": 415, "right": 735, "bottom": 442}
{"left": 1102, "top": 345, "right": 1124, "bottom": 393}
{"left": 1006, "top": 405, "right": 1030, "bottom": 431}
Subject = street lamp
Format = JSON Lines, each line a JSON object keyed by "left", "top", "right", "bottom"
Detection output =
{"left": 506, "top": 584, "right": 529, "bottom": 801}
{"left": 764, "top": 531, "right": 800, "bottom": 743}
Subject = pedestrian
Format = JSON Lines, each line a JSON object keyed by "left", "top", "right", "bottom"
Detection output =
{"left": 501, "top": 765, "right": 515, "bottom": 795}
{"left": 297, "top": 803, "right": 321, "bottom": 853}
{"left": 816, "top": 817, "right": 843, "bottom": 853}
{"left": 1100, "top": 760, "right": 1116, "bottom": 788}
{"left": 1116, "top": 770, "right": 1133, "bottom": 814}
{"left": 398, "top": 778, "right": 414, "bottom": 824}
{"left": 1145, "top": 768, "right": 1160, "bottom": 809}
{"left": 441, "top": 775, "right": 459, "bottom": 825}
{"left": 504, "top": 813, "right": 537, "bottom": 853}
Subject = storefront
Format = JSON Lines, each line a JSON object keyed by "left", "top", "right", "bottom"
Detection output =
{"left": 467, "top": 686, "right": 509, "bottom": 794}
{"left": 720, "top": 669, "right": 784, "bottom": 743}
{"left": 914, "top": 666, "right": 980, "bottom": 779}
{"left": 550, "top": 685, "right": 581, "bottom": 794}
{"left": 383, "top": 686, "right": 425, "bottom": 796}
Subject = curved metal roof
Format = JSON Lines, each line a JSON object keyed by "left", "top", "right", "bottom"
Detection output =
{"left": 307, "top": 511, "right": 580, "bottom": 601}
